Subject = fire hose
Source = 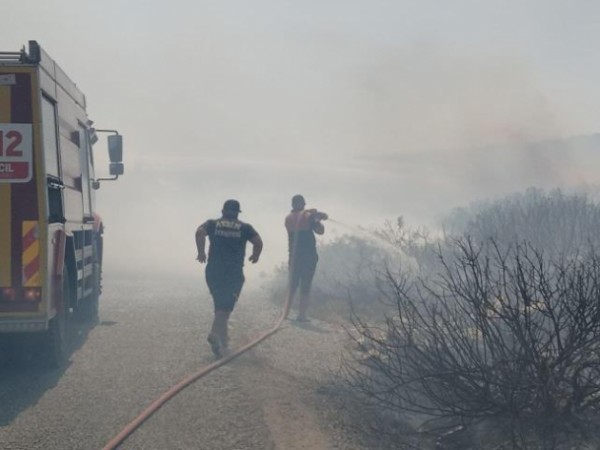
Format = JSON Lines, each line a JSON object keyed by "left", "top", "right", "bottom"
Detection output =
{"left": 101, "top": 212, "right": 318, "bottom": 449}
{"left": 101, "top": 294, "right": 292, "bottom": 450}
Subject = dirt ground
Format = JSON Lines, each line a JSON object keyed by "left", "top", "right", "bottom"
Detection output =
{"left": 1, "top": 276, "right": 392, "bottom": 449}
{"left": 201, "top": 287, "right": 392, "bottom": 450}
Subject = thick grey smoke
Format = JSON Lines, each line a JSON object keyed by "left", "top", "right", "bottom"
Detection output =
{"left": 2, "top": 1, "right": 599, "bottom": 279}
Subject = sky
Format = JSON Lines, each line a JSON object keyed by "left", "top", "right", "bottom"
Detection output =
{"left": 2, "top": 0, "right": 600, "bottom": 279}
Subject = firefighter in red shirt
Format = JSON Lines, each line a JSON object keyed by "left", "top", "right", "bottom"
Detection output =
{"left": 285, "top": 195, "right": 328, "bottom": 322}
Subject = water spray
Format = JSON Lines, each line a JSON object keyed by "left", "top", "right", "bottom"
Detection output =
{"left": 328, "top": 218, "right": 412, "bottom": 261}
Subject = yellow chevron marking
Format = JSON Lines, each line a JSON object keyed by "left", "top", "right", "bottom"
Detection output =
{"left": 23, "top": 239, "right": 39, "bottom": 265}
{"left": 22, "top": 221, "right": 40, "bottom": 287}
{"left": 22, "top": 220, "right": 37, "bottom": 237}
{"left": 24, "top": 275, "right": 41, "bottom": 288}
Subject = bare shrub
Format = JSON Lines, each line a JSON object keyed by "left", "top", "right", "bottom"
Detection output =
{"left": 345, "top": 238, "right": 600, "bottom": 449}
{"left": 444, "top": 188, "right": 600, "bottom": 259}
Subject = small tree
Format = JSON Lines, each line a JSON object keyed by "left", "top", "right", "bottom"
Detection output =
{"left": 346, "top": 238, "right": 600, "bottom": 449}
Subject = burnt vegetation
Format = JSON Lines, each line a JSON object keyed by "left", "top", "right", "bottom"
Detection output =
{"left": 341, "top": 189, "right": 600, "bottom": 449}
{"left": 264, "top": 189, "right": 600, "bottom": 447}
{"left": 347, "top": 239, "right": 600, "bottom": 449}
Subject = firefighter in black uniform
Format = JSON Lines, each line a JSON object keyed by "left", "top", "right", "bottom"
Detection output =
{"left": 195, "top": 200, "right": 263, "bottom": 357}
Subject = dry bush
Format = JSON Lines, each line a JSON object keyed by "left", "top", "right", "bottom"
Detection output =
{"left": 345, "top": 238, "right": 600, "bottom": 449}
{"left": 444, "top": 188, "right": 600, "bottom": 259}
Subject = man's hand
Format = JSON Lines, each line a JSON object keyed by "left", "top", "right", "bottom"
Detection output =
{"left": 249, "top": 234, "right": 263, "bottom": 264}
{"left": 195, "top": 226, "right": 208, "bottom": 264}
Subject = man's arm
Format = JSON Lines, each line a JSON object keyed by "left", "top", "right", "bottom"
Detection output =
{"left": 248, "top": 234, "right": 263, "bottom": 263}
{"left": 195, "top": 225, "right": 208, "bottom": 263}
{"left": 313, "top": 222, "right": 325, "bottom": 235}
{"left": 311, "top": 211, "right": 328, "bottom": 235}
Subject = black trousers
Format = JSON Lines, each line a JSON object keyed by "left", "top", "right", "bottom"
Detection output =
{"left": 289, "top": 256, "right": 317, "bottom": 296}
{"left": 205, "top": 265, "right": 245, "bottom": 312}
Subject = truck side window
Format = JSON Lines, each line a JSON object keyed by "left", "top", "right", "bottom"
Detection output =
{"left": 47, "top": 180, "right": 64, "bottom": 223}
{"left": 41, "top": 96, "right": 60, "bottom": 177}
{"left": 42, "top": 95, "right": 64, "bottom": 223}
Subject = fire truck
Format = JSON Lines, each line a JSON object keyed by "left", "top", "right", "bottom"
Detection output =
{"left": 0, "top": 41, "right": 123, "bottom": 366}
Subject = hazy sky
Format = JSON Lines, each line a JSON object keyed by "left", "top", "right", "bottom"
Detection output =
{"left": 2, "top": 1, "right": 599, "bottom": 278}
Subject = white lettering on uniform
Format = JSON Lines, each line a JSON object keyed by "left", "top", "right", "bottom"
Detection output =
{"left": 215, "top": 229, "right": 242, "bottom": 238}
{"left": 217, "top": 220, "right": 242, "bottom": 230}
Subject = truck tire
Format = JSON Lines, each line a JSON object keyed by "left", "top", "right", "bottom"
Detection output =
{"left": 44, "top": 310, "right": 67, "bottom": 367}
{"left": 76, "top": 262, "right": 100, "bottom": 322}
{"left": 41, "top": 274, "right": 69, "bottom": 367}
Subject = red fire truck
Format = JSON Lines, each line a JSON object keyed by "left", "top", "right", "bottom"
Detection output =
{"left": 0, "top": 41, "right": 123, "bottom": 365}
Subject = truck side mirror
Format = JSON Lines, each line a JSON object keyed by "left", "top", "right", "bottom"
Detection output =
{"left": 108, "top": 135, "right": 123, "bottom": 162}
{"left": 92, "top": 129, "right": 123, "bottom": 189}
{"left": 109, "top": 162, "right": 124, "bottom": 176}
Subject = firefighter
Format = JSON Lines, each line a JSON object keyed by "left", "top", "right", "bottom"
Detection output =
{"left": 285, "top": 194, "right": 328, "bottom": 322}
{"left": 195, "top": 200, "right": 263, "bottom": 357}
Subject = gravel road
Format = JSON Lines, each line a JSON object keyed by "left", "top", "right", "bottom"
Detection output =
{"left": 0, "top": 272, "right": 382, "bottom": 450}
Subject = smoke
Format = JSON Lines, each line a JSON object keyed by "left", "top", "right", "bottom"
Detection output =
{"left": 74, "top": 2, "right": 600, "bottom": 280}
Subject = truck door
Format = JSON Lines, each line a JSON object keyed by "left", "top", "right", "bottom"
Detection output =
{"left": 79, "top": 124, "right": 95, "bottom": 299}
{"left": 41, "top": 94, "right": 66, "bottom": 316}
{"left": 41, "top": 95, "right": 64, "bottom": 225}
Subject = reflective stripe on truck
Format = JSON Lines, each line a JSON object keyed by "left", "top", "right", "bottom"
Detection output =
{"left": 22, "top": 220, "right": 41, "bottom": 287}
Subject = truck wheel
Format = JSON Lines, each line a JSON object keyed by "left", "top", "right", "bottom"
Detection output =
{"left": 41, "top": 274, "right": 69, "bottom": 367}
{"left": 75, "top": 263, "right": 100, "bottom": 322}
{"left": 44, "top": 310, "right": 67, "bottom": 367}
{"left": 90, "top": 260, "right": 100, "bottom": 319}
